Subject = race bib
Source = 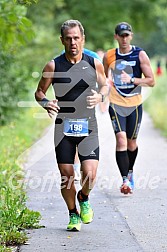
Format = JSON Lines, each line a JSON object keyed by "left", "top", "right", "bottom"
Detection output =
{"left": 63, "top": 118, "right": 89, "bottom": 137}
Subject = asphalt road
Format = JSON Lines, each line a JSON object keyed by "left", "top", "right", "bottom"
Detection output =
{"left": 19, "top": 106, "right": 167, "bottom": 252}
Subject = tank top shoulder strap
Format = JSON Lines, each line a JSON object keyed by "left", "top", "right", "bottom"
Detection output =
{"left": 82, "top": 53, "right": 95, "bottom": 69}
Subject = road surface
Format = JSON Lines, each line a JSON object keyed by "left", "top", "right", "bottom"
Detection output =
{"left": 19, "top": 106, "right": 167, "bottom": 252}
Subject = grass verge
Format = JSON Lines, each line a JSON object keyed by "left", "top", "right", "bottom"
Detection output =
{"left": 144, "top": 73, "right": 167, "bottom": 137}
{"left": 0, "top": 107, "right": 51, "bottom": 251}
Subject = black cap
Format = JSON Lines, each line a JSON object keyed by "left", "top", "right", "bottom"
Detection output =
{"left": 115, "top": 22, "right": 132, "bottom": 36}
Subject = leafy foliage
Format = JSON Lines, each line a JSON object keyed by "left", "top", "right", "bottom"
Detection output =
{"left": 58, "top": 0, "right": 167, "bottom": 52}
{"left": 14, "top": 0, "right": 38, "bottom": 5}
{"left": 0, "top": 0, "right": 35, "bottom": 53}
{"left": 0, "top": 52, "right": 31, "bottom": 125}
{"left": 0, "top": 0, "right": 35, "bottom": 125}
{"left": 0, "top": 188, "right": 41, "bottom": 246}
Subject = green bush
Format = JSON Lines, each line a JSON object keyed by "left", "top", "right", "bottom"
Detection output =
{"left": 0, "top": 0, "right": 35, "bottom": 126}
{"left": 0, "top": 52, "right": 31, "bottom": 125}
{"left": 0, "top": 187, "right": 41, "bottom": 246}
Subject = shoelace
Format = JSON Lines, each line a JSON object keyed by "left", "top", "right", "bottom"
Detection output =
{"left": 81, "top": 201, "right": 90, "bottom": 214}
{"left": 70, "top": 214, "right": 79, "bottom": 224}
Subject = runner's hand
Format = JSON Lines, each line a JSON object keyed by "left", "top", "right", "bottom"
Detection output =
{"left": 121, "top": 70, "right": 131, "bottom": 83}
{"left": 86, "top": 89, "right": 102, "bottom": 109}
{"left": 45, "top": 99, "right": 60, "bottom": 118}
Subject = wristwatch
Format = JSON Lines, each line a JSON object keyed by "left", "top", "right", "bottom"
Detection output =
{"left": 41, "top": 97, "right": 49, "bottom": 108}
{"left": 130, "top": 77, "right": 135, "bottom": 84}
{"left": 99, "top": 93, "right": 105, "bottom": 102}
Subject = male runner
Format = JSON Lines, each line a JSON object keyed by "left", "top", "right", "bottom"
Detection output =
{"left": 35, "top": 20, "right": 108, "bottom": 230}
{"left": 103, "top": 22, "right": 155, "bottom": 194}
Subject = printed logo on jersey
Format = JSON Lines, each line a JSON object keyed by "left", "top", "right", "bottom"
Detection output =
{"left": 43, "top": 60, "right": 98, "bottom": 155}
{"left": 109, "top": 59, "right": 141, "bottom": 98}
{"left": 120, "top": 60, "right": 136, "bottom": 67}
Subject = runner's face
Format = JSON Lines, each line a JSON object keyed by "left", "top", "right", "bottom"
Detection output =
{"left": 61, "top": 26, "right": 85, "bottom": 57}
{"left": 115, "top": 33, "right": 133, "bottom": 50}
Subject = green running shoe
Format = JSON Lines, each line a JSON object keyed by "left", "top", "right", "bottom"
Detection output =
{"left": 79, "top": 200, "right": 94, "bottom": 224}
{"left": 67, "top": 213, "right": 81, "bottom": 231}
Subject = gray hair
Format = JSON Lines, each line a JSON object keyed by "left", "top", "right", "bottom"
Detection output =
{"left": 61, "top": 19, "right": 84, "bottom": 37}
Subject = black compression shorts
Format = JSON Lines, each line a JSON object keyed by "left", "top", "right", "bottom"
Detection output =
{"left": 109, "top": 103, "right": 143, "bottom": 139}
{"left": 55, "top": 134, "right": 99, "bottom": 164}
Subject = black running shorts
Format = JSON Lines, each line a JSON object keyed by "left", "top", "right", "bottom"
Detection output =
{"left": 55, "top": 133, "right": 99, "bottom": 164}
{"left": 109, "top": 103, "right": 143, "bottom": 139}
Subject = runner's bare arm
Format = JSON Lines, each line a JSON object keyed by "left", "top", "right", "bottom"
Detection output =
{"left": 138, "top": 51, "right": 155, "bottom": 87}
{"left": 35, "top": 60, "right": 54, "bottom": 100}
{"left": 103, "top": 52, "right": 109, "bottom": 77}
{"left": 121, "top": 51, "right": 155, "bottom": 87}
{"left": 119, "top": 51, "right": 153, "bottom": 89}
{"left": 35, "top": 60, "right": 60, "bottom": 117}
{"left": 102, "top": 52, "right": 114, "bottom": 90}
{"left": 86, "top": 59, "right": 109, "bottom": 108}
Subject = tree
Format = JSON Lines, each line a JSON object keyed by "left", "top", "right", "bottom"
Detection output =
{"left": 0, "top": 0, "right": 35, "bottom": 124}
{"left": 26, "top": 0, "right": 167, "bottom": 55}
{"left": 0, "top": 0, "right": 35, "bottom": 53}
{"left": 55, "top": 0, "right": 167, "bottom": 54}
